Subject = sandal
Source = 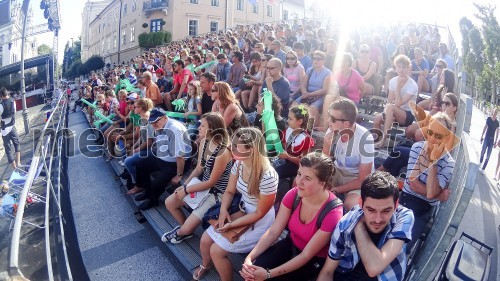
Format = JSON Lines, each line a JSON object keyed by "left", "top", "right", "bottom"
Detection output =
{"left": 192, "top": 264, "right": 211, "bottom": 280}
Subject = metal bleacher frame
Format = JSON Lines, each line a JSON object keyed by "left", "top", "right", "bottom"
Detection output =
{"left": 405, "top": 94, "right": 478, "bottom": 280}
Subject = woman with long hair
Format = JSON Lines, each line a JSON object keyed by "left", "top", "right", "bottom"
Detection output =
{"left": 283, "top": 51, "right": 306, "bottom": 101}
{"left": 195, "top": 127, "right": 278, "bottom": 281}
{"left": 161, "top": 112, "right": 233, "bottom": 244}
{"left": 211, "top": 81, "right": 248, "bottom": 135}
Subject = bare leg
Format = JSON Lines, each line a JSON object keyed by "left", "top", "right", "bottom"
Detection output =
{"left": 163, "top": 93, "right": 173, "bottom": 111}
{"left": 240, "top": 90, "right": 250, "bottom": 109}
{"left": 165, "top": 194, "right": 187, "bottom": 225}
{"left": 210, "top": 243, "right": 233, "bottom": 281}
{"left": 177, "top": 215, "right": 202, "bottom": 236}
{"left": 309, "top": 105, "right": 320, "bottom": 129}
{"left": 247, "top": 86, "right": 259, "bottom": 110}
{"left": 199, "top": 231, "right": 214, "bottom": 269}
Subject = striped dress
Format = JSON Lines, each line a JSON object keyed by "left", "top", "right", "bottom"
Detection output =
{"left": 206, "top": 160, "right": 278, "bottom": 253}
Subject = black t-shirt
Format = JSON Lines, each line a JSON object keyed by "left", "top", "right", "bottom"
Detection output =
{"left": 485, "top": 117, "right": 499, "bottom": 139}
{"left": 334, "top": 230, "right": 383, "bottom": 281}
{"left": 201, "top": 92, "right": 214, "bottom": 114}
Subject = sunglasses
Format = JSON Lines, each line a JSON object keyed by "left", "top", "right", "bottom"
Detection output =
{"left": 313, "top": 57, "right": 323, "bottom": 61}
{"left": 127, "top": 101, "right": 135, "bottom": 105}
{"left": 266, "top": 66, "right": 278, "bottom": 70}
{"left": 211, "top": 88, "right": 218, "bottom": 92}
{"left": 329, "top": 115, "right": 349, "bottom": 123}
{"left": 436, "top": 64, "right": 445, "bottom": 69}
{"left": 286, "top": 57, "right": 297, "bottom": 60}
{"left": 427, "top": 129, "right": 446, "bottom": 140}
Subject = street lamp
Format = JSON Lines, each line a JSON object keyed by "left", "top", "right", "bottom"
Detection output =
{"left": 19, "top": 0, "right": 31, "bottom": 134}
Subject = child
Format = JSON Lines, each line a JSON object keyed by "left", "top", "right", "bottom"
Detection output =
{"left": 274, "top": 104, "right": 315, "bottom": 179}
{"left": 184, "top": 81, "right": 203, "bottom": 135}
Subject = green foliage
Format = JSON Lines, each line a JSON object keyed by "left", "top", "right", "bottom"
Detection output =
{"left": 37, "top": 44, "right": 52, "bottom": 55}
{"left": 85, "top": 55, "right": 105, "bottom": 72}
{"left": 138, "top": 31, "right": 172, "bottom": 49}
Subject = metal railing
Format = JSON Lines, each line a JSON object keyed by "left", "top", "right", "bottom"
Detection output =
{"left": 143, "top": 0, "right": 169, "bottom": 11}
{"left": 9, "top": 90, "right": 71, "bottom": 280}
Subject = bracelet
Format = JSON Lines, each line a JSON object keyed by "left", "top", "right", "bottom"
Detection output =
{"left": 183, "top": 185, "right": 188, "bottom": 194}
{"left": 266, "top": 268, "right": 271, "bottom": 279}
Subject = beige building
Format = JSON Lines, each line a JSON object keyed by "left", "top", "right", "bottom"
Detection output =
{"left": 84, "top": 0, "right": 306, "bottom": 65}
{"left": 81, "top": 0, "right": 113, "bottom": 62}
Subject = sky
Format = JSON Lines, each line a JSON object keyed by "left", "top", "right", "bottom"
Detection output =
{"left": 30, "top": 0, "right": 499, "bottom": 62}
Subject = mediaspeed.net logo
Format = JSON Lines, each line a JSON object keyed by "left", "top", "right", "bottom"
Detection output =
{"left": 408, "top": 100, "right": 461, "bottom": 179}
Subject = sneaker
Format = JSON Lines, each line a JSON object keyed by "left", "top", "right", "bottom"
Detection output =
{"left": 170, "top": 232, "right": 194, "bottom": 244}
{"left": 161, "top": 225, "right": 180, "bottom": 243}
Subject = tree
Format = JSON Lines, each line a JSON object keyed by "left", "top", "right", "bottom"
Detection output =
{"left": 37, "top": 44, "right": 52, "bottom": 55}
{"left": 36, "top": 44, "right": 52, "bottom": 83}
{"left": 85, "top": 55, "right": 105, "bottom": 72}
{"left": 473, "top": 3, "right": 500, "bottom": 104}
{"left": 138, "top": 31, "right": 172, "bottom": 49}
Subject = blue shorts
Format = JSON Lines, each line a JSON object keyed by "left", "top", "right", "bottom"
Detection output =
{"left": 294, "top": 96, "right": 324, "bottom": 109}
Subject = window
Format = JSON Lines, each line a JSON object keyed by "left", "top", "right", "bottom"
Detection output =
{"left": 151, "top": 19, "right": 162, "bottom": 32}
{"left": 210, "top": 21, "right": 218, "bottom": 32}
{"left": 252, "top": 4, "right": 258, "bottom": 14}
{"left": 236, "top": 0, "right": 244, "bottom": 11}
{"left": 132, "top": 0, "right": 137, "bottom": 11}
{"left": 122, "top": 29, "right": 127, "bottom": 45}
{"left": 190, "top": 0, "right": 198, "bottom": 3}
{"left": 283, "top": 10, "right": 288, "bottom": 20}
{"left": 266, "top": 5, "right": 272, "bottom": 17}
{"left": 188, "top": 20, "right": 198, "bottom": 36}
{"left": 211, "top": 0, "right": 219, "bottom": 6}
{"left": 131, "top": 26, "right": 135, "bottom": 42}
{"left": 107, "top": 38, "right": 110, "bottom": 53}
{"left": 123, "top": 4, "right": 127, "bottom": 15}
{"left": 113, "top": 33, "right": 117, "bottom": 48}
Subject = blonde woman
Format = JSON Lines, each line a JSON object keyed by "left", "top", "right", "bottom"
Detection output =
{"left": 195, "top": 127, "right": 278, "bottom": 281}
{"left": 211, "top": 81, "right": 248, "bottom": 135}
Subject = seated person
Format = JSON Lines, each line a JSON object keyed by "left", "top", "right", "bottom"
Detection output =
{"left": 211, "top": 81, "right": 248, "bottom": 135}
{"left": 292, "top": 50, "right": 332, "bottom": 126}
{"left": 161, "top": 113, "right": 233, "bottom": 244}
{"left": 133, "top": 109, "right": 192, "bottom": 210}
{"left": 124, "top": 98, "right": 154, "bottom": 195}
{"left": 241, "top": 153, "right": 343, "bottom": 281}
{"left": 106, "top": 93, "right": 138, "bottom": 159}
{"left": 400, "top": 113, "right": 455, "bottom": 252}
{"left": 411, "top": 47, "right": 431, "bottom": 93}
{"left": 263, "top": 58, "right": 291, "bottom": 118}
{"left": 418, "top": 68, "right": 455, "bottom": 116}
{"left": 317, "top": 171, "right": 415, "bottom": 281}
{"left": 323, "top": 98, "right": 374, "bottom": 211}
{"left": 163, "top": 60, "right": 194, "bottom": 110}
{"left": 354, "top": 44, "right": 379, "bottom": 96}
{"left": 373, "top": 54, "right": 418, "bottom": 148}
{"left": 184, "top": 81, "right": 203, "bottom": 135}
{"left": 237, "top": 52, "right": 264, "bottom": 112}
{"left": 273, "top": 104, "right": 314, "bottom": 179}
{"left": 195, "top": 127, "right": 278, "bottom": 281}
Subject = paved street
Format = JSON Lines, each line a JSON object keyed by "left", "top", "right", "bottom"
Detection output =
{"left": 456, "top": 104, "right": 500, "bottom": 280}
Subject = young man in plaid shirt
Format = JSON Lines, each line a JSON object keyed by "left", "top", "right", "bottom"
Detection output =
{"left": 317, "top": 171, "right": 414, "bottom": 281}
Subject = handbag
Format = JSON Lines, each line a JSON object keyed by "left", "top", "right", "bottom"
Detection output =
{"left": 207, "top": 161, "right": 253, "bottom": 243}
{"left": 182, "top": 178, "right": 210, "bottom": 209}
{"left": 303, "top": 68, "right": 322, "bottom": 104}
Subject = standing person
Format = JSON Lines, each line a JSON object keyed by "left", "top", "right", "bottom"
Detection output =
{"left": 195, "top": 127, "right": 278, "bottom": 281}
{"left": 480, "top": 108, "right": 499, "bottom": 171}
{"left": 226, "top": 51, "right": 248, "bottom": 92}
{"left": 317, "top": 172, "right": 414, "bottom": 281}
{"left": 240, "top": 153, "right": 343, "bottom": 281}
{"left": 0, "top": 88, "right": 21, "bottom": 168}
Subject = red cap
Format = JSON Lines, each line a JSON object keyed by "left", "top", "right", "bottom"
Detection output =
{"left": 155, "top": 68, "right": 164, "bottom": 75}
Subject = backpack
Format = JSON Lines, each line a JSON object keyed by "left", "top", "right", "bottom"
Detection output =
{"left": 291, "top": 192, "right": 343, "bottom": 229}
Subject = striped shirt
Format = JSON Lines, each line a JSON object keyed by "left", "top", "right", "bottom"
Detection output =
{"left": 200, "top": 140, "right": 231, "bottom": 194}
{"left": 402, "top": 141, "right": 455, "bottom": 206}
{"left": 232, "top": 160, "right": 278, "bottom": 207}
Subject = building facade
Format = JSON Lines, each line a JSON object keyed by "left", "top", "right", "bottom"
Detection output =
{"left": 81, "top": 0, "right": 113, "bottom": 62}
{"left": 85, "top": 0, "right": 307, "bottom": 65}
{"left": 0, "top": 0, "right": 38, "bottom": 68}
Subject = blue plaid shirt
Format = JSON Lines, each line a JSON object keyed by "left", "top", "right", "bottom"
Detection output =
{"left": 328, "top": 205, "right": 414, "bottom": 281}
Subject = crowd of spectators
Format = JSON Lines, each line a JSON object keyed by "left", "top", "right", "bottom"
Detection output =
{"left": 72, "top": 19, "right": 459, "bottom": 281}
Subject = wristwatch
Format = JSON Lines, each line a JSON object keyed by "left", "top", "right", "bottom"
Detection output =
{"left": 177, "top": 173, "right": 183, "bottom": 177}
{"left": 266, "top": 268, "right": 271, "bottom": 279}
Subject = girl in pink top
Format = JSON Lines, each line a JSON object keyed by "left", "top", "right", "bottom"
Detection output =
{"left": 241, "top": 153, "right": 343, "bottom": 281}
{"left": 283, "top": 51, "right": 306, "bottom": 96}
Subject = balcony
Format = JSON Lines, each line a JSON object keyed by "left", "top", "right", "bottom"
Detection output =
{"left": 143, "top": 0, "right": 169, "bottom": 17}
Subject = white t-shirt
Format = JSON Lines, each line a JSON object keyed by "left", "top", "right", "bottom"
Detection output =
{"left": 333, "top": 124, "right": 375, "bottom": 175}
{"left": 388, "top": 76, "right": 418, "bottom": 111}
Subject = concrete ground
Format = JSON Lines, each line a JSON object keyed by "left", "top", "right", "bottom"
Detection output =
{"left": 0, "top": 103, "right": 53, "bottom": 279}
{"left": 457, "top": 105, "right": 500, "bottom": 280}
{"left": 67, "top": 111, "right": 182, "bottom": 281}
